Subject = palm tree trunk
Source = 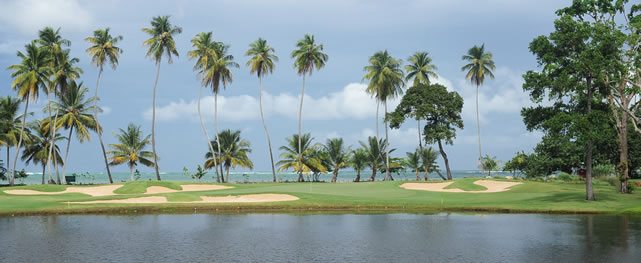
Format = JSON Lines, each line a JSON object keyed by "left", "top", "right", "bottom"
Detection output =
{"left": 369, "top": 164, "right": 377, "bottom": 181}
{"left": 354, "top": 170, "right": 361, "bottom": 182}
{"left": 46, "top": 109, "right": 60, "bottom": 182}
{"left": 297, "top": 75, "right": 306, "bottom": 182}
{"left": 258, "top": 77, "right": 277, "bottom": 182}
{"left": 331, "top": 169, "right": 338, "bottom": 183}
{"left": 219, "top": 163, "right": 225, "bottom": 183}
{"left": 130, "top": 165, "right": 135, "bottom": 181}
{"left": 10, "top": 96, "right": 29, "bottom": 186}
{"left": 61, "top": 126, "right": 74, "bottom": 184}
{"left": 415, "top": 168, "right": 419, "bottom": 181}
{"left": 424, "top": 165, "right": 430, "bottom": 181}
{"left": 225, "top": 165, "right": 230, "bottom": 182}
{"left": 475, "top": 84, "right": 482, "bottom": 163}
{"left": 6, "top": 147, "right": 11, "bottom": 181}
{"left": 197, "top": 86, "right": 218, "bottom": 183}
{"left": 417, "top": 119, "right": 423, "bottom": 150}
{"left": 437, "top": 139, "right": 452, "bottom": 180}
{"left": 45, "top": 92, "right": 54, "bottom": 183}
{"left": 41, "top": 165, "right": 45, "bottom": 185}
{"left": 151, "top": 62, "right": 162, "bottom": 181}
{"left": 376, "top": 102, "right": 380, "bottom": 139}
{"left": 93, "top": 69, "right": 114, "bottom": 184}
{"left": 384, "top": 100, "right": 392, "bottom": 181}
{"left": 585, "top": 78, "right": 595, "bottom": 201}
{"left": 214, "top": 93, "right": 223, "bottom": 183}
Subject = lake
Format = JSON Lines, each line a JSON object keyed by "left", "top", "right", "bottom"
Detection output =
{"left": 1, "top": 213, "right": 640, "bottom": 262}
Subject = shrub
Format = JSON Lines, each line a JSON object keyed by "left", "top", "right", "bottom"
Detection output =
{"left": 627, "top": 183, "right": 635, "bottom": 194}
{"left": 593, "top": 163, "right": 616, "bottom": 177}
{"left": 557, "top": 172, "right": 578, "bottom": 182}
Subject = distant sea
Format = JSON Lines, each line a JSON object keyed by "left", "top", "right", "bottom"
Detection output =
{"left": 13, "top": 170, "right": 517, "bottom": 185}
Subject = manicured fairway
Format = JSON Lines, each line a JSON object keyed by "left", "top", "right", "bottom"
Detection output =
{"left": 0, "top": 179, "right": 640, "bottom": 215}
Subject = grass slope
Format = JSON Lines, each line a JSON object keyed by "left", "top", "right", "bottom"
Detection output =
{"left": 444, "top": 178, "right": 488, "bottom": 191}
{"left": 0, "top": 179, "right": 640, "bottom": 215}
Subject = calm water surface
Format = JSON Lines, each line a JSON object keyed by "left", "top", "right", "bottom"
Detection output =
{"left": 1, "top": 213, "right": 640, "bottom": 263}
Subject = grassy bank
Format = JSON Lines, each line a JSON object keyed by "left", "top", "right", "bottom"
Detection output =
{"left": 0, "top": 179, "right": 640, "bottom": 216}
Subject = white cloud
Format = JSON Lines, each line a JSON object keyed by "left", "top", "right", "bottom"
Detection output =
{"left": 144, "top": 83, "right": 400, "bottom": 122}
{"left": 0, "top": 0, "right": 92, "bottom": 34}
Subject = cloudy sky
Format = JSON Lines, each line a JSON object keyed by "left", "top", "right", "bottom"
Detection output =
{"left": 0, "top": 0, "right": 565, "bottom": 173}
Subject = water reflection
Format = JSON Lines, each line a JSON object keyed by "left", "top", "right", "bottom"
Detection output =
{"left": 0, "top": 213, "right": 640, "bottom": 263}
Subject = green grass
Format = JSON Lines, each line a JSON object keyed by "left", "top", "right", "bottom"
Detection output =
{"left": 0, "top": 179, "right": 640, "bottom": 216}
{"left": 112, "top": 181, "right": 182, "bottom": 194}
{"left": 444, "top": 178, "right": 488, "bottom": 191}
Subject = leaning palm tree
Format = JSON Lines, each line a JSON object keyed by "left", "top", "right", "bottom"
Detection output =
{"left": 246, "top": 38, "right": 279, "bottom": 182}
{"left": 205, "top": 129, "right": 253, "bottom": 182}
{"left": 277, "top": 133, "right": 326, "bottom": 181}
{"left": 405, "top": 149, "right": 421, "bottom": 181}
{"left": 419, "top": 147, "right": 439, "bottom": 181}
{"left": 324, "top": 138, "right": 351, "bottom": 183}
{"left": 290, "top": 34, "right": 328, "bottom": 176}
{"left": 351, "top": 148, "right": 368, "bottom": 182}
{"left": 461, "top": 44, "right": 495, "bottom": 163}
{"left": 47, "top": 81, "right": 99, "bottom": 184}
{"left": 200, "top": 40, "right": 239, "bottom": 182}
{"left": 85, "top": 27, "right": 123, "bottom": 184}
{"left": 7, "top": 41, "right": 52, "bottom": 185}
{"left": 22, "top": 120, "right": 64, "bottom": 184}
{"left": 142, "top": 15, "right": 182, "bottom": 181}
{"left": 0, "top": 97, "right": 31, "bottom": 173}
{"left": 108, "top": 123, "right": 156, "bottom": 181}
{"left": 405, "top": 52, "right": 438, "bottom": 149}
{"left": 188, "top": 32, "right": 220, "bottom": 182}
{"left": 363, "top": 50, "right": 404, "bottom": 181}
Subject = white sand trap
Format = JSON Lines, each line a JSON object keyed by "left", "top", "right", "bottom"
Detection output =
{"left": 71, "top": 196, "right": 168, "bottom": 204}
{"left": 400, "top": 180, "right": 522, "bottom": 193}
{"left": 4, "top": 185, "right": 122, "bottom": 197}
{"left": 68, "top": 194, "right": 298, "bottom": 205}
{"left": 144, "top": 184, "right": 231, "bottom": 194}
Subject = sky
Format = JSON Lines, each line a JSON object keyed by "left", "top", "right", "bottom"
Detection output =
{"left": 0, "top": 0, "right": 568, "bottom": 174}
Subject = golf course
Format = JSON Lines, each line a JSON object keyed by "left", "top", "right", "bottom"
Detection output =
{"left": 2, "top": 178, "right": 640, "bottom": 216}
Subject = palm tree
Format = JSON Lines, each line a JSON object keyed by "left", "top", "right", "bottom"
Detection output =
{"left": 419, "top": 147, "right": 439, "bottom": 181}
{"left": 205, "top": 129, "right": 253, "bottom": 181}
{"left": 21, "top": 120, "right": 64, "bottom": 184}
{"left": 363, "top": 50, "right": 404, "bottom": 181}
{"left": 108, "top": 123, "right": 156, "bottom": 181}
{"left": 479, "top": 154, "right": 499, "bottom": 177}
{"left": 324, "top": 138, "right": 351, "bottom": 183}
{"left": 277, "top": 133, "right": 326, "bottom": 181}
{"left": 142, "top": 15, "right": 182, "bottom": 181}
{"left": 47, "top": 81, "right": 99, "bottom": 184}
{"left": 199, "top": 40, "right": 239, "bottom": 183}
{"left": 246, "top": 38, "right": 279, "bottom": 182}
{"left": 405, "top": 149, "right": 421, "bottom": 181}
{"left": 7, "top": 41, "right": 52, "bottom": 185}
{"left": 291, "top": 34, "right": 328, "bottom": 180}
{"left": 359, "top": 136, "right": 388, "bottom": 181}
{"left": 350, "top": 148, "right": 368, "bottom": 182}
{"left": 188, "top": 32, "right": 219, "bottom": 182}
{"left": 461, "top": 44, "right": 495, "bottom": 163}
{"left": 405, "top": 52, "right": 438, "bottom": 149}
{"left": 85, "top": 27, "right": 123, "bottom": 184}
{"left": 0, "top": 97, "right": 31, "bottom": 175}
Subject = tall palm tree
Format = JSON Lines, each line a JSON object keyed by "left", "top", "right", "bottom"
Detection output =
{"left": 47, "top": 81, "right": 99, "bottom": 184}
{"left": 461, "top": 44, "right": 495, "bottom": 163}
{"left": 7, "top": 41, "right": 52, "bottom": 186}
{"left": 324, "top": 138, "right": 350, "bottom": 183}
{"left": 108, "top": 123, "right": 156, "bottom": 181}
{"left": 188, "top": 32, "right": 220, "bottom": 182}
{"left": 291, "top": 34, "right": 328, "bottom": 181}
{"left": 363, "top": 50, "right": 404, "bottom": 181}
{"left": 205, "top": 129, "right": 253, "bottom": 181}
{"left": 277, "top": 133, "right": 326, "bottom": 181}
{"left": 22, "top": 120, "right": 64, "bottom": 184}
{"left": 199, "top": 40, "right": 239, "bottom": 183}
{"left": 246, "top": 38, "right": 279, "bottom": 182}
{"left": 419, "top": 147, "right": 439, "bottom": 181}
{"left": 359, "top": 136, "right": 388, "bottom": 181}
{"left": 405, "top": 149, "right": 421, "bottom": 181}
{"left": 350, "top": 148, "right": 368, "bottom": 182}
{"left": 85, "top": 27, "right": 123, "bottom": 184}
{"left": 0, "top": 97, "right": 31, "bottom": 174}
{"left": 142, "top": 15, "right": 182, "bottom": 181}
{"left": 405, "top": 52, "right": 438, "bottom": 149}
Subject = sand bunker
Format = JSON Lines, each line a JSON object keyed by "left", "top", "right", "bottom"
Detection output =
{"left": 144, "top": 184, "right": 231, "bottom": 194}
{"left": 70, "top": 194, "right": 299, "bottom": 204}
{"left": 4, "top": 185, "right": 123, "bottom": 197}
{"left": 400, "top": 180, "right": 522, "bottom": 193}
